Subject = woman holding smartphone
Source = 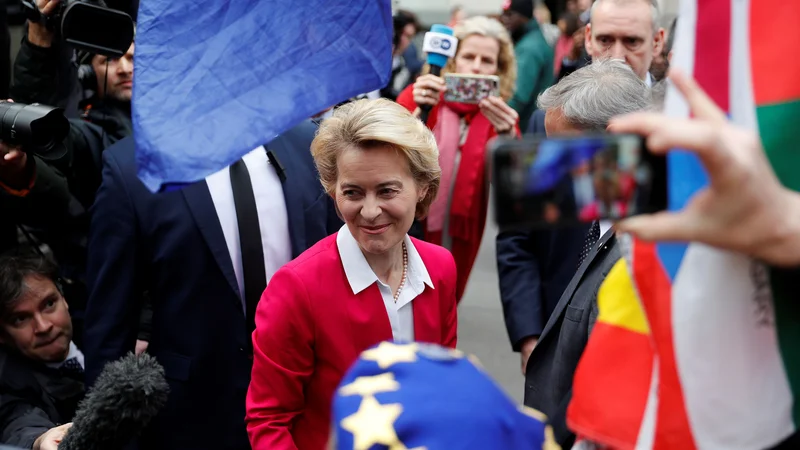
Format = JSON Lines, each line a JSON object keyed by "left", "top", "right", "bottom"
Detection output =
{"left": 397, "top": 16, "right": 519, "bottom": 302}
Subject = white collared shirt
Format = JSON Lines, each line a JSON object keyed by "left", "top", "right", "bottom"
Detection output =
{"left": 206, "top": 145, "right": 291, "bottom": 312}
{"left": 336, "top": 224, "right": 434, "bottom": 342}
{"left": 46, "top": 341, "right": 84, "bottom": 369}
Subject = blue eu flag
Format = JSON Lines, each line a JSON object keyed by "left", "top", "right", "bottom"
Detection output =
{"left": 132, "top": 0, "right": 393, "bottom": 192}
{"left": 333, "top": 341, "right": 560, "bottom": 449}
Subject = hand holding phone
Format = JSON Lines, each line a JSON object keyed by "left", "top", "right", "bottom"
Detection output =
{"left": 412, "top": 74, "right": 447, "bottom": 109}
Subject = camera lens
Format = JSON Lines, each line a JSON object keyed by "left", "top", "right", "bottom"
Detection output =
{"left": 0, "top": 102, "right": 70, "bottom": 160}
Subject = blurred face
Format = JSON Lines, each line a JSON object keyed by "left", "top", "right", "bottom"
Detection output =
{"left": 1, "top": 275, "right": 72, "bottom": 363}
{"left": 500, "top": 10, "right": 528, "bottom": 36}
{"left": 585, "top": 0, "right": 664, "bottom": 80}
{"left": 454, "top": 35, "right": 500, "bottom": 75}
{"left": 92, "top": 41, "right": 135, "bottom": 102}
{"left": 335, "top": 145, "right": 427, "bottom": 255}
{"left": 396, "top": 24, "right": 416, "bottom": 56}
{"left": 566, "top": 0, "right": 579, "bottom": 13}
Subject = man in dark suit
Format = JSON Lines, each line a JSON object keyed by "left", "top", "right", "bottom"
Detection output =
{"left": 499, "top": 56, "right": 654, "bottom": 374}
{"left": 516, "top": 60, "right": 652, "bottom": 448}
{"left": 496, "top": 107, "right": 590, "bottom": 372}
{"left": 83, "top": 120, "right": 341, "bottom": 450}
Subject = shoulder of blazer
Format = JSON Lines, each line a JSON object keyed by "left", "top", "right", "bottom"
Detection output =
{"left": 103, "top": 135, "right": 135, "bottom": 165}
{"left": 274, "top": 120, "right": 318, "bottom": 157}
{"left": 409, "top": 237, "right": 456, "bottom": 282}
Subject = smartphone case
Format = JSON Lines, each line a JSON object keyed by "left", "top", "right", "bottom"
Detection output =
{"left": 443, "top": 74, "right": 501, "bottom": 104}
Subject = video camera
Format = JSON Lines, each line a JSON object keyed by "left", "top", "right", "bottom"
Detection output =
{"left": 20, "top": 0, "right": 135, "bottom": 59}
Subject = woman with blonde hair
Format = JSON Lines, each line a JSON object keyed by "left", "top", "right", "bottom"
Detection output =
{"left": 245, "top": 98, "right": 458, "bottom": 450}
{"left": 397, "top": 16, "right": 520, "bottom": 302}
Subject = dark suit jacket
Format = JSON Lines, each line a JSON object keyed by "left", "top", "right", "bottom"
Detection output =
{"left": 496, "top": 109, "right": 591, "bottom": 350}
{"left": 83, "top": 120, "right": 341, "bottom": 450}
{"left": 0, "top": 348, "right": 83, "bottom": 448}
{"left": 523, "top": 230, "right": 619, "bottom": 448}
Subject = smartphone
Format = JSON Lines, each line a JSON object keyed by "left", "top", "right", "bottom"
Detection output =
{"left": 489, "top": 134, "right": 667, "bottom": 230}
{"left": 443, "top": 74, "right": 501, "bottom": 104}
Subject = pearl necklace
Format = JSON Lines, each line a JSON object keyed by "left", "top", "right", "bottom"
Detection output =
{"left": 393, "top": 242, "right": 409, "bottom": 303}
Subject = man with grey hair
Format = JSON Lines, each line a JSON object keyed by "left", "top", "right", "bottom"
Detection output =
{"left": 538, "top": 58, "right": 651, "bottom": 134}
{"left": 497, "top": 58, "right": 650, "bottom": 378}
{"left": 496, "top": 59, "right": 655, "bottom": 448}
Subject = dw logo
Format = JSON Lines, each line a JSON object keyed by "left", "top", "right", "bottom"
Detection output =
{"left": 429, "top": 37, "right": 452, "bottom": 51}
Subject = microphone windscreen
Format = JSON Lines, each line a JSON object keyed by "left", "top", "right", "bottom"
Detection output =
{"left": 60, "top": 353, "right": 170, "bottom": 450}
{"left": 422, "top": 24, "right": 458, "bottom": 69}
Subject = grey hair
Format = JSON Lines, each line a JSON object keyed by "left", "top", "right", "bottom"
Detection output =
{"left": 650, "top": 79, "right": 668, "bottom": 111}
{"left": 590, "top": 0, "right": 660, "bottom": 34}
{"left": 536, "top": 58, "right": 651, "bottom": 131}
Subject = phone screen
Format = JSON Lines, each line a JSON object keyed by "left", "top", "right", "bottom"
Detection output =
{"left": 443, "top": 74, "right": 500, "bottom": 104}
{"left": 490, "top": 134, "right": 667, "bottom": 230}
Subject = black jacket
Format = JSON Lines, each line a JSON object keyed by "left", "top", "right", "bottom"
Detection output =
{"left": 0, "top": 156, "right": 72, "bottom": 255}
{"left": 523, "top": 231, "right": 618, "bottom": 448}
{"left": 0, "top": 348, "right": 83, "bottom": 448}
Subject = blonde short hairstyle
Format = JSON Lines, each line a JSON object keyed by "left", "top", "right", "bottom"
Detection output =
{"left": 311, "top": 98, "right": 441, "bottom": 219}
{"left": 442, "top": 16, "right": 518, "bottom": 101}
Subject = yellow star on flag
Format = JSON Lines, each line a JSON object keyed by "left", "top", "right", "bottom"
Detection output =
{"left": 338, "top": 372, "right": 400, "bottom": 397}
{"left": 361, "top": 342, "right": 419, "bottom": 369}
{"left": 340, "top": 396, "right": 403, "bottom": 450}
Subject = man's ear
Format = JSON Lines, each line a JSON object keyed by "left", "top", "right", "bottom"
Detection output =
{"left": 653, "top": 27, "right": 666, "bottom": 57}
{"left": 667, "top": 50, "right": 673, "bottom": 63}
{"left": 584, "top": 24, "right": 594, "bottom": 56}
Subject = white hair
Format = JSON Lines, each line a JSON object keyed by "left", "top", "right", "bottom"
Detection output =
{"left": 590, "top": 0, "right": 660, "bottom": 34}
{"left": 536, "top": 58, "right": 651, "bottom": 131}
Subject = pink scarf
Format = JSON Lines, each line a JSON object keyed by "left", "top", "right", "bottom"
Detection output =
{"left": 427, "top": 101, "right": 493, "bottom": 238}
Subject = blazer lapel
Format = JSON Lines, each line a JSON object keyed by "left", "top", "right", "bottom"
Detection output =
{"left": 538, "top": 230, "right": 617, "bottom": 340}
{"left": 411, "top": 288, "right": 440, "bottom": 344}
{"left": 181, "top": 180, "right": 240, "bottom": 297}
{"left": 346, "top": 284, "right": 394, "bottom": 350}
{"left": 266, "top": 138, "right": 307, "bottom": 257}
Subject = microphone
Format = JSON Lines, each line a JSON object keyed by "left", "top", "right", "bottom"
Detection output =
{"left": 419, "top": 25, "right": 458, "bottom": 124}
{"left": 59, "top": 353, "right": 170, "bottom": 450}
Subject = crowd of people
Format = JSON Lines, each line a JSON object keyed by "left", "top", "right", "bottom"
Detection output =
{"left": 0, "top": 0, "right": 798, "bottom": 449}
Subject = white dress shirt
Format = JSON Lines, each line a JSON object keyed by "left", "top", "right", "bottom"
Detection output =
{"left": 337, "top": 225, "right": 434, "bottom": 342}
{"left": 206, "top": 145, "right": 292, "bottom": 312}
{"left": 46, "top": 341, "right": 85, "bottom": 370}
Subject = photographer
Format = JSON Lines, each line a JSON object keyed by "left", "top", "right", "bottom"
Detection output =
{"left": 13, "top": 0, "right": 133, "bottom": 208}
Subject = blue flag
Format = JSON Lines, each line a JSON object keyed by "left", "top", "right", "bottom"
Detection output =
{"left": 133, "top": 0, "right": 393, "bottom": 192}
{"left": 333, "top": 341, "right": 557, "bottom": 449}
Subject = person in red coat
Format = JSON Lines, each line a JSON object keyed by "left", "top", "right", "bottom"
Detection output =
{"left": 396, "top": 16, "right": 521, "bottom": 302}
{"left": 245, "top": 98, "right": 458, "bottom": 450}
